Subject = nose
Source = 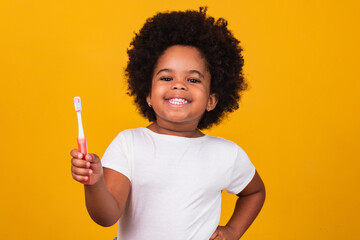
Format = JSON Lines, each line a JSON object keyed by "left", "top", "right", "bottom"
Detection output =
{"left": 171, "top": 79, "right": 187, "bottom": 91}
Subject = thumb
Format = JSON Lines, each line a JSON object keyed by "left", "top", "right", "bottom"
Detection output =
{"left": 85, "top": 153, "right": 100, "bottom": 163}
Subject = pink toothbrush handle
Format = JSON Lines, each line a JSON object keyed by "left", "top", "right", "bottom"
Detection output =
{"left": 77, "top": 137, "right": 90, "bottom": 184}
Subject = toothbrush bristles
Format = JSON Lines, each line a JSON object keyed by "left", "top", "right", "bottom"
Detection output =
{"left": 74, "top": 97, "right": 82, "bottom": 112}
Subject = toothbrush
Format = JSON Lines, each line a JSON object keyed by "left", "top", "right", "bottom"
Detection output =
{"left": 74, "top": 96, "right": 90, "bottom": 184}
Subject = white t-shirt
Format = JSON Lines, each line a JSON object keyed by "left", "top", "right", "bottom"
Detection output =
{"left": 101, "top": 127, "right": 255, "bottom": 240}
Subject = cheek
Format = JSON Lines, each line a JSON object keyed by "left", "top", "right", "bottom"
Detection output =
{"left": 150, "top": 85, "right": 166, "bottom": 100}
{"left": 193, "top": 91, "right": 211, "bottom": 108}
{"left": 196, "top": 86, "right": 210, "bottom": 99}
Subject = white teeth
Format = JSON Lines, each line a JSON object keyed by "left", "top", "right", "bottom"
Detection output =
{"left": 168, "top": 98, "right": 188, "bottom": 105}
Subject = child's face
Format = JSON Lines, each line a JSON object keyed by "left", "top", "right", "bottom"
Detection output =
{"left": 147, "top": 45, "right": 218, "bottom": 130}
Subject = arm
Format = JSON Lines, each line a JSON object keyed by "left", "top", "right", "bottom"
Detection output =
{"left": 210, "top": 171, "right": 266, "bottom": 240}
{"left": 84, "top": 167, "right": 130, "bottom": 226}
{"left": 71, "top": 150, "right": 131, "bottom": 227}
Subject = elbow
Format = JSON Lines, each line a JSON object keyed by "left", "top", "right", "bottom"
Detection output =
{"left": 98, "top": 222, "right": 117, "bottom": 228}
{"left": 255, "top": 181, "right": 266, "bottom": 205}
{"left": 260, "top": 185, "right": 266, "bottom": 205}
{"left": 255, "top": 174, "right": 266, "bottom": 204}
{"left": 252, "top": 185, "right": 266, "bottom": 203}
{"left": 90, "top": 215, "right": 120, "bottom": 227}
{"left": 94, "top": 218, "right": 118, "bottom": 227}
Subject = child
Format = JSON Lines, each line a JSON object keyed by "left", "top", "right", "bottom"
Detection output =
{"left": 70, "top": 7, "right": 265, "bottom": 240}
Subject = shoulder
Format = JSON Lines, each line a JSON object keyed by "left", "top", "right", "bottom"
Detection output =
{"left": 113, "top": 127, "right": 146, "bottom": 140}
{"left": 205, "top": 135, "right": 250, "bottom": 161}
{"left": 104, "top": 128, "right": 144, "bottom": 151}
{"left": 201, "top": 135, "right": 239, "bottom": 158}
{"left": 205, "top": 135, "right": 239, "bottom": 150}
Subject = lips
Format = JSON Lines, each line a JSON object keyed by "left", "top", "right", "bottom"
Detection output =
{"left": 167, "top": 97, "right": 189, "bottom": 105}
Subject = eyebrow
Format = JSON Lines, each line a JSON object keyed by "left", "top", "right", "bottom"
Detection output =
{"left": 155, "top": 68, "right": 205, "bottom": 79}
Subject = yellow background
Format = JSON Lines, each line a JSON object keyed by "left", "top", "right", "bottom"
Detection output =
{"left": 1, "top": 0, "right": 359, "bottom": 239}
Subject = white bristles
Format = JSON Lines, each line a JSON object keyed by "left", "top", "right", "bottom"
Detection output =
{"left": 74, "top": 97, "right": 82, "bottom": 112}
{"left": 74, "top": 97, "right": 85, "bottom": 139}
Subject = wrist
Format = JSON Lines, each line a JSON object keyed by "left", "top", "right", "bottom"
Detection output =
{"left": 224, "top": 224, "right": 242, "bottom": 239}
{"left": 84, "top": 176, "right": 105, "bottom": 192}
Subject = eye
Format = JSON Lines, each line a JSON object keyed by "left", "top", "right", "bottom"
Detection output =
{"left": 188, "top": 78, "right": 200, "bottom": 83}
{"left": 160, "top": 77, "right": 172, "bottom": 81}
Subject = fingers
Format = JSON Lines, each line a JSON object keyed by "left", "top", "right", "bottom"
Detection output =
{"left": 70, "top": 149, "right": 102, "bottom": 183}
{"left": 72, "top": 172, "right": 90, "bottom": 183}
{"left": 71, "top": 165, "right": 92, "bottom": 180}
{"left": 209, "top": 230, "right": 218, "bottom": 240}
{"left": 70, "top": 149, "right": 99, "bottom": 163}
{"left": 209, "top": 226, "right": 236, "bottom": 240}
{"left": 71, "top": 157, "right": 90, "bottom": 168}
{"left": 70, "top": 149, "right": 94, "bottom": 183}
{"left": 71, "top": 158, "right": 93, "bottom": 183}
{"left": 70, "top": 149, "right": 80, "bottom": 158}
{"left": 70, "top": 149, "right": 86, "bottom": 161}
{"left": 85, "top": 153, "right": 100, "bottom": 164}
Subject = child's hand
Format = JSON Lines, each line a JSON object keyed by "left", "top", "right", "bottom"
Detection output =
{"left": 209, "top": 226, "right": 238, "bottom": 240}
{"left": 70, "top": 149, "right": 103, "bottom": 185}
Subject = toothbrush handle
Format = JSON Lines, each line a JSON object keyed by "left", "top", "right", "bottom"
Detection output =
{"left": 77, "top": 137, "right": 90, "bottom": 184}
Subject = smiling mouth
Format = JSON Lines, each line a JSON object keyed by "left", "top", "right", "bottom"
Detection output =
{"left": 167, "top": 98, "right": 189, "bottom": 105}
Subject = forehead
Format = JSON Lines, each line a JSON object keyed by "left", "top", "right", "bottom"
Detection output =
{"left": 154, "top": 45, "right": 209, "bottom": 72}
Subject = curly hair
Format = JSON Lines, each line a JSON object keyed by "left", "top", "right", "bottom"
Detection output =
{"left": 126, "top": 7, "right": 247, "bottom": 129}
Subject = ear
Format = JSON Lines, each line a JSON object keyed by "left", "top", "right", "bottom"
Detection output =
{"left": 146, "top": 94, "right": 151, "bottom": 107}
{"left": 207, "top": 93, "right": 218, "bottom": 112}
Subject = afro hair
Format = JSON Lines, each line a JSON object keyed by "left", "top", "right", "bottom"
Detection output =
{"left": 126, "top": 7, "right": 247, "bottom": 129}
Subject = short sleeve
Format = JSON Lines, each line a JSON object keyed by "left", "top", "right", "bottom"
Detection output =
{"left": 101, "top": 131, "right": 132, "bottom": 181}
{"left": 225, "top": 146, "right": 256, "bottom": 195}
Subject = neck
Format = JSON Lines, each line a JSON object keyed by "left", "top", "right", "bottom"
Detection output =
{"left": 147, "top": 122, "right": 204, "bottom": 138}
